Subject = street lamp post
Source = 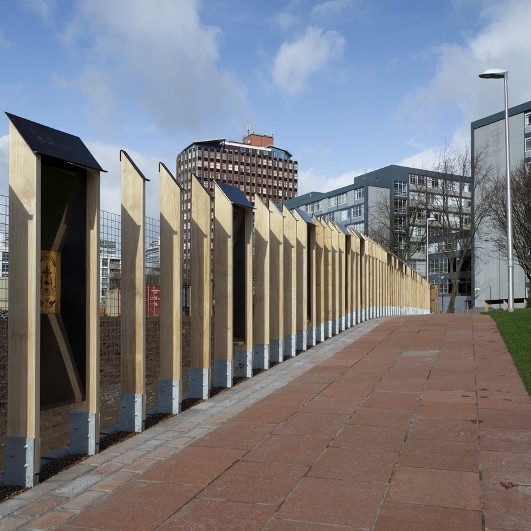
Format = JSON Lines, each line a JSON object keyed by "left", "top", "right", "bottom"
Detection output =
{"left": 426, "top": 216, "right": 437, "bottom": 280}
{"left": 479, "top": 68, "right": 514, "bottom": 312}
{"left": 440, "top": 274, "right": 446, "bottom": 313}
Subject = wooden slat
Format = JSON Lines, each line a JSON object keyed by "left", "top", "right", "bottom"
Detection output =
{"left": 269, "top": 204, "right": 284, "bottom": 360}
{"left": 190, "top": 177, "right": 212, "bottom": 377}
{"left": 214, "top": 183, "right": 233, "bottom": 369}
{"left": 159, "top": 164, "right": 182, "bottom": 382}
{"left": 293, "top": 209, "right": 307, "bottom": 350}
{"left": 7, "top": 122, "right": 40, "bottom": 443}
{"left": 84, "top": 168, "right": 100, "bottom": 423}
{"left": 120, "top": 151, "right": 146, "bottom": 397}
{"left": 313, "top": 218, "right": 325, "bottom": 340}
{"left": 253, "top": 197, "right": 270, "bottom": 351}
{"left": 282, "top": 206, "right": 297, "bottom": 355}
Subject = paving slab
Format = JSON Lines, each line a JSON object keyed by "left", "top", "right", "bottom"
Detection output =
{"left": 1, "top": 314, "right": 531, "bottom": 530}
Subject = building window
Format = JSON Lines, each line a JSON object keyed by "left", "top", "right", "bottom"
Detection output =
{"left": 339, "top": 209, "right": 349, "bottom": 221}
{"left": 352, "top": 222, "right": 364, "bottom": 233}
{"left": 351, "top": 204, "right": 363, "bottom": 218}
{"left": 394, "top": 181, "right": 407, "bottom": 197}
{"left": 525, "top": 137, "right": 531, "bottom": 152}
{"left": 526, "top": 112, "right": 531, "bottom": 127}
{"left": 329, "top": 196, "right": 338, "bottom": 208}
{"left": 337, "top": 193, "right": 347, "bottom": 205}
{"left": 429, "top": 258, "right": 449, "bottom": 274}
{"left": 354, "top": 188, "right": 364, "bottom": 200}
{"left": 394, "top": 198, "right": 407, "bottom": 214}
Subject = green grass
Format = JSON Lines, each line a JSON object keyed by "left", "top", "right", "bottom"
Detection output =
{"left": 488, "top": 309, "right": 531, "bottom": 395}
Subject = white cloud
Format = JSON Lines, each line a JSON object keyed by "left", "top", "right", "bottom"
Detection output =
{"left": 86, "top": 141, "right": 161, "bottom": 219}
{"left": 18, "top": 0, "right": 56, "bottom": 23}
{"left": 0, "top": 134, "right": 160, "bottom": 219}
{"left": 311, "top": 0, "right": 349, "bottom": 17}
{"left": 298, "top": 167, "right": 369, "bottom": 196}
{"left": 272, "top": 26, "right": 345, "bottom": 96}
{"left": 58, "top": 0, "right": 249, "bottom": 137}
{"left": 398, "top": 0, "right": 531, "bottom": 151}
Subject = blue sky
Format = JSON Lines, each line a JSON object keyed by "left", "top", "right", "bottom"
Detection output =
{"left": 1, "top": 0, "right": 530, "bottom": 217}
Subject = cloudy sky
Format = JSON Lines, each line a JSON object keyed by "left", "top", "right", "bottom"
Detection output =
{"left": 1, "top": 0, "right": 530, "bottom": 216}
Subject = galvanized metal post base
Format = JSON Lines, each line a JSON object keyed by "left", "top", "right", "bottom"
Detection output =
{"left": 270, "top": 339, "right": 284, "bottom": 363}
{"left": 296, "top": 330, "right": 307, "bottom": 352}
{"left": 333, "top": 317, "right": 340, "bottom": 335}
{"left": 70, "top": 411, "right": 98, "bottom": 455}
{"left": 307, "top": 326, "right": 316, "bottom": 348}
{"left": 4, "top": 436, "right": 39, "bottom": 488}
{"left": 316, "top": 323, "right": 325, "bottom": 343}
{"left": 119, "top": 392, "right": 145, "bottom": 433}
{"left": 188, "top": 368, "right": 210, "bottom": 399}
{"left": 325, "top": 320, "right": 333, "bottom": 338}
{"left": 213, "top": 359, "right": 232, "bottom": 388}
{"left": 157, "top": 378, "right": 182, "bottom": 414}
{"left": 253, "top": 344, "right": 270, "bottom": 370}
{"left": 283, "top": 335, "right": 296, "bottom": 358}
{"left": 234, "top": 349, "right": 252, "bottom": 378}
{"left": 345, "top": 314, "right": 352, "bottom": 329}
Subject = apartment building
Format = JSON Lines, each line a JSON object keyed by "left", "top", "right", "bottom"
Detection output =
{"left": 176, "top": 133, "right": 298, "bottom": 204}
{"left": 284, "top": 165, "right": 472, "bottom": 311}
{"left": 471, "top": 100, "right": 531, "bottom": 308}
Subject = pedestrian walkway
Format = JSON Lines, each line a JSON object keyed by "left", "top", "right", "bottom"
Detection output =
{"left": 1, "top": 314, "right": 531, "bottom": 530}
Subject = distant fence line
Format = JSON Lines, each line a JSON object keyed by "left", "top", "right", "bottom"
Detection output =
{"left": 2, "top": 148, "right": 430, "bottom": 487}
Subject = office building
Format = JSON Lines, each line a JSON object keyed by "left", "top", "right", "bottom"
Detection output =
{"left": 284, "top": 165, "right": 472, "bottom": 311}
{"left": 176, "top": 133, "right": 298, "bottom": 204}
{"left": 471, "top": 100, "right": 531, "bottom": 308}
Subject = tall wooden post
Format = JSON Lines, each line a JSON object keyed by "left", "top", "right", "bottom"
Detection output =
{"left": 213, "top": 183, "right": 234, "bottom": 388}
{"left": 283, "top": 206, "right": 297, "bottom": 357}
{"left": 293, "top": 209, "right": 308, "bottom": 351}
{"left": 120, "top": 151, "right": 147, "bottom": 433}
{"left": 5, "top": 120, "right": 41, "bottom": 487}
{"left": 314, "top": 218, "right": 325, "bottom": 342}
{"left": 158, "top": 163, "right": 182, "bottom": 413}
{"left": 323, "top": 221, "right": 333, "bottom": 336}
{"left": 269, "top": 204, "right": 284, "bottom": 362}
{"left": 70, "top": 167, "right": 100, "bottom": 455}
{"left": 253, "top": 197, "right": 270, "bottom": 369}
{"left": 213, "top": 182, "right": 253, "bottom": 384}
{"left": 329, "top": 222, "right": 340, "bottom": 335}
{"left": 189, "top": 177, "right": 211, "bottom": 398}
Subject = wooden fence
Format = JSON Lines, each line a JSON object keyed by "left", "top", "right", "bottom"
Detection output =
{"left": 5, "top": 123, "right": 430, "bottom": 487}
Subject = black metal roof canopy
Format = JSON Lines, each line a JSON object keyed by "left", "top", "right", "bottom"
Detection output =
{"left": 295, "top": 207, "right": 315, "bottom": 225}
{"left": 216, "top": 181, "right": 253, "bottom": 209}
{"left": 6, "top": 112, "right": 105, "bottom": 172}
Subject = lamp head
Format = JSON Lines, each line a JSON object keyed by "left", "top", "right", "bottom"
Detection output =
{"left": 479, "top": 68, "right": 507, "bottom": 79}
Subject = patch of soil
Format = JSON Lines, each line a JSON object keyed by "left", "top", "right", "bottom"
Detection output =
{"left": 181, "top": 398, "right": 204, "bottom": 411}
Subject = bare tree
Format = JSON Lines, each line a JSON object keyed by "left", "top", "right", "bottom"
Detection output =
{"left": 368, "top": 182, "right": 430, "bottom": 262}
{"left": 488, "top": 161, "right": 531, "bottom": 303}
{"left": 368, "top": 146, "right": 494, "bottom": 312}
{"left": 428, "top": 145, "right": 494, "bottom": 312}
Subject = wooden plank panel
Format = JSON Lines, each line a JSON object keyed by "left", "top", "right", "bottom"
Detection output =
{"left": 120, "top": 151, "right": 146, "bottom": 396}
{"left": 282, "top": 206, "right": 297, "bottom": 356}
{"left": 7, "top": 122, "right": 40, "bottom": 441}
{"left": 269, "top": 204, "right": 284, "bottom": 361}
{"left": 313, "top": 218, "right": 325, "bottom": 340}
{"left": 159, "top": 163, "right": 182, "bottom": 391}
{"left": 253, "top": 197, "right": 270, "bottom": 351}
{"left": 81, "top": 168, "right": 100, "bottom": 417}
{"left": 214, "top": 183, "right": 233, "bottom": 366}
{"left": 293, "top": 209, "right": 307, "bottom": 350}
{"left": 190, "top": 177, "right": 212, "bottom": 395}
